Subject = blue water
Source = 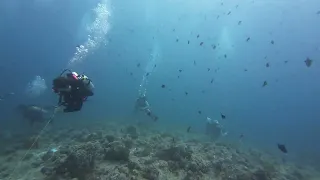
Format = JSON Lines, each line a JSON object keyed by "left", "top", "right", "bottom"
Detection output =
{"left": 0, "top": 0, "right": 319, "bottom": 167}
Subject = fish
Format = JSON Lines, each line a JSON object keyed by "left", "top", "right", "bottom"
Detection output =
{"left": 212, "top": 45, "right": 216, "bottom": 49}
{"left": 176, "top": 38, "right": 179, "bottom": 42}
{"left": 197, "top": 34, "right": 200, "bottom": 38}
{"left": 185, "top": 92, "right": 188, "bottom": 95}
{"left": 266, "top": 63, "right": 270, "bottom": 67}
{"left": 238, "top": 21, "right": 242, "bottom": 25}
{"left": 262, "top": 81, "right": 268, "bottom": 87}
{"left": 221, "top": 113, "right": 226, "bottom": 119}
{"left": 198, "top": 110, "right": 202, "bottom": 114}
{"left": 179, "top": 69, "right": 182, "bottom": 72}
{"left": 304, "top": 57, "right": 313, "bottom": 67}
{"left": 227, "top": 11, "right": 231, "bottom": 15}
{"left": 271, "top": 40, "right": 274, "bottom": 44}
{"left": 200, "top": 42, "right": 204, "bottom": 46}
{"left": 277, "top": 144, "right": 288, "bottom": 153}
{"left": 210, "top": 78, "right": 214, "bottom": 83}
{"left": 188, "top": 40, "right": 190, "bottom": 44}
{"left": 161, "top": 84, "right": 166, "bottom": 88}
{"left": 207, "top": 68, "right": 211, "bottom": 71}
{"left": 224, "top": 54, "right": 227, "bottom": 58}
{"left": 137, "top": 63, "right": 141, "bottom": 67}
{"left": 317, "top": 10, "right": 320, "bottom": 15}
{"left": 246, "top": 37, "right": 250, "bottom": 42}
{"left": 16, "top": 105, "right": 53, "bottom": 126}
{"left": 187, "top": 126, "right": 191, "bottom": 133}
{"left": 194, "top": 61, "right": 196, "bottom": 66}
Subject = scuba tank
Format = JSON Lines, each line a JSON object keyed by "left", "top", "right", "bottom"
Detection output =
{"left": 77, "top": 74, "right": 94, "bottom": 93}
{"left": 57, "top": 69, "right": 94, "bottom": 94}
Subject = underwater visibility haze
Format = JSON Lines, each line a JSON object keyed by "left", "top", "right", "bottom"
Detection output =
{"left": 0, "top": 0, "right": 320, "bottom": 179}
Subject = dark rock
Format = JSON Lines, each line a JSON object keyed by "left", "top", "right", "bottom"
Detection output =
{"left": 252, "top": 169, "right": 270, "bottom": 180}
{"left": 105, "top": 134, "right": 116, "bottom": 143}
{"left": 41, "top": 166, "right": 54, "bottom": 176}
{"left": 142, "top": 166, "right": 160, "bottom": 180}
{"left": 104, "top": 141, "right": 130, "bottom": 161}
{"left": 156, "top": 145, "right": 192, "bottom": 162}
{"left": 126, "top": 125, "right": 139, "bottom": 139}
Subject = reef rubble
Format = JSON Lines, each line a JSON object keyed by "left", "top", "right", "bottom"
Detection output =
{"left": 0, "top": 122, "right": 319, "bottom": 180}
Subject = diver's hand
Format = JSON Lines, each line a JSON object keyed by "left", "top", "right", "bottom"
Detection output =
{"left": 54, "top": 106, "right": 64, "bottom": 113}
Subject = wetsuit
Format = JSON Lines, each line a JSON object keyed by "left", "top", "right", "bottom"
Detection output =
{"left": 54, "top": 76, "right": 93, "bottom": 113}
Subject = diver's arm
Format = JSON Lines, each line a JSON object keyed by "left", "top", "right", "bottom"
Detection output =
{"left": 58, "top": 94, "right": 63, "bottom": 105}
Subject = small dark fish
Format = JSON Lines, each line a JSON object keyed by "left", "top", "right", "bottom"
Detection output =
{"left": 317, "top": 10, "right": 320, "bottom": 15}
{"left": 172, "top": 137, "right": 175, "bottom": 143}
{"left": 198, "top": 110, "right": 202, "bottom": 114}
{"left": 244, "top": 69, "right": 248, "bottom": 72}
{"left": 176, "top": 38, "right": 179, "bottom": 42}
{"left": 271, "top": 40, "right": 274, "bottom": 44}
{"left": 201, "top": 90, "right": 205, "bottom": 93}
{"left": 266, "top": 63, "right": 270, "bottom": 67}
{"left": 185, "top": 92, "right": 188, "bottom": 95}
{"left": 172, "top": 28, "right": 175, "bottom": 32}
{"left": 207, "top": 68, "right": 211, "bottom": 71}
{"left": 212, "top": 45, "right": 216, "bottom": 49}
{"left": 221, "top": 113, "right": 226, "bottom": 119}
{"left": 179, "top": 69, "right": 182, "bottom": 72}
{"left": 262, "top": 81, "right": 268, "bottom": 87}
{"left": 187, "top": 126, "right": 191, "bottom": 133}
{"left": 236, "top": 5, "right": 239, "bottom": 8}
{"left": 304, "top": 57, "right": 313, "bottom": 67}
{"left": 130, "top": 72, "right": 133, "bottom": 76}
{"left": 217, "top": 15, "right": 220, "bottom": 19}
{"left": 238, "top": 21, "right": 242, "bottom": 25}
{"left": 277, "top": 144, "right": 288, "bottom": 153}
{"left": 284, "top": 60, "right": 288, "bottom": 64}
{"left": 221, "top": 2, "right": 223, "bottom": 5}
{"left": 177, "top": 76, "right": 180, "bottom": 78}
{"left": 137, "top": 63, "right": 141, "bottom": 67}
{"left": 145, "top": 73, "right": 150, "bottom": 76}
{"left": 227, "top": 11, "right": 231, "bottom": 15}
{"left": 154, "top": 64, "right": 157, "bottom": 68}
{"left": 224, "top": 54, "right": 227, "bottom": 58}
{"left": 197, "top": 34, "right": 200, "bottom": 38}
{"left": 200, "top": 42, "right": 204, "bottom": 46}
{"left": 239, "top": 134, "right": 244, "bottom": 139}
{"left": 210, "top": 78, "right": 214, "bottom": 83}
{"left": 264, "top": 56, "right": 268, "bottom": 59}
{"left": 194, "top": 61, "right": 196, "bottom": 66}
{"left": 246, "top": 37, "right": 250, "bottom": 42}
{"left": 161, "top": 84, "right": 166, "bottom": 88}
{"left": 188, "top": 40, "right": 190, "bottom": 44}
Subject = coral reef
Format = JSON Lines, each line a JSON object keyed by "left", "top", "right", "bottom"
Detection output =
{"left": 0, "top": 122, "right": 319, "bottom": 180}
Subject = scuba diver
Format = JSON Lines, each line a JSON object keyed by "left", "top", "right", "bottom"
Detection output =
{"left": 16, "top": 104, "right": 53, "bottom": 126}
{"left": 205, "top": 117, "right": 228, "bottom": 140}
{"left": 52, "top": 69, "right": 94, "bottom": 113}
{"left": 134, "top": 94, "right": 158, "bottom": 121}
